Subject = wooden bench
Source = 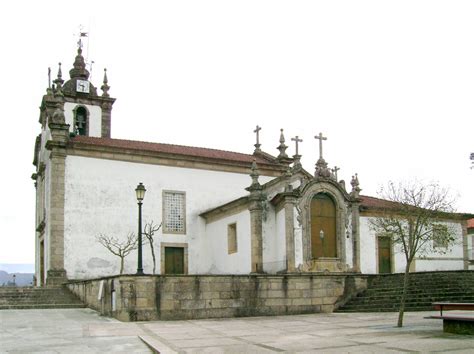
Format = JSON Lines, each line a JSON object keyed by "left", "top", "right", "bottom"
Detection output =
{"left": 426, "top": 302, "right": 474, "bottom": 335}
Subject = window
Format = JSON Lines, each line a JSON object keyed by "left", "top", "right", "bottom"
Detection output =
{"left": 470, "top": 235, "right": 474, "bottom": 260}
{"left": 432, "top": 224, "right": 449, "bottom": 248}
{"left": 228, "top": 223, "right": 237, "bottom": 254}
{"left": 74, "top": 106, "right": 88, "bottom": 135}
{"left": 163, "top": 191, "right": 186, "bottom": 234}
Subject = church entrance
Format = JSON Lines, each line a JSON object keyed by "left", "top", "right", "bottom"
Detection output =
{"left": 378, "top": 236, "right": 392, "bottom": 273}
{"left": 164, "top": 247, "right": 185, "bottom": 274}
{"left": 310, "top": 193, "right": 337, "bottom": 259}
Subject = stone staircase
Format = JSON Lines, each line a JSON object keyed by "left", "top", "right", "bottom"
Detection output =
{"left": 0, "top": 286, "right": 85, "bottom": 310}
{"left": 338, "top": 270, "right": 474, "bottom": 312}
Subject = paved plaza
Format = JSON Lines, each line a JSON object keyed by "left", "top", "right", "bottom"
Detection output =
{"left": 1, "top": 309, "right": 474, "bottom": 353}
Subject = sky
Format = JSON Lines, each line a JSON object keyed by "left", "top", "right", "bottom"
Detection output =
{"left": 0, "top": 1, "right": 472, "bottom": 264}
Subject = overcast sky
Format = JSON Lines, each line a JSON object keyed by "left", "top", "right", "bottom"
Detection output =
{"left": 0, "top": 1, "right": 472, "bottom": 264}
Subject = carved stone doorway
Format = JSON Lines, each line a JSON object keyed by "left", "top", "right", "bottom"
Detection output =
{"left": 311, "top": 193, "right": 337, "bottom": 258}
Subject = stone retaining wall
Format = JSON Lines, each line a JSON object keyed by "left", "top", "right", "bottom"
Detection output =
{"left": 67, "top": 274, "right": 367, "bottom": 321}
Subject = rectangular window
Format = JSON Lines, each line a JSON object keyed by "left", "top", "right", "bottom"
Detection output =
{"left": 228, "top": 223, "right": 237, "bottom": 254}
{"left": 163, "top": 191, "right": 186, "bottom": 234}
{"left": 432, "top": 224, "right": 448, "bottom": 248}
{"left": 470, "top": 235, "right": 474, "bottom": 260}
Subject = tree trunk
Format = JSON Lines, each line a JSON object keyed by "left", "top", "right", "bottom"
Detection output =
{"left": 120, "top": 256, "right": 124, "bottom": 274}
{"left": 150, "top": 243, "right": 156, "bottom": 275}
{"left": 397, "top": 262, "right": 411, "bottom": 327}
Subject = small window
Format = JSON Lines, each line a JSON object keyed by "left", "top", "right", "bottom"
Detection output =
{"left": 74, "top": 106, "right": 88, "bottom": 136}
{"left": 470, "top": 235, "right": 474, "bottom": 260}
{"left": 228, "top": 223, "right": 237, "bottom": 254}
{"left": 163, "top": 191, "right": 186, "bottom": 234}
{"left": 433, "top": 224, "right": 449, "bottom": 248}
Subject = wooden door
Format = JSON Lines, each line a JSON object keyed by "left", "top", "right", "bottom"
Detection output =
{"left": 311, "top": 193, "right": 337, "bottom": 258}
{"left": 164, "top": 247, "right": 185, "bottom": 274}
{"left": 378, "top": 237, "right": 392, "bottom": 273}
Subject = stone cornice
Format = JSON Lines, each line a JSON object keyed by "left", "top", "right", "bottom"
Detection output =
{"left": 200, "top": 196, "right": 249, "bottom": 224}
{"left": 66, "top": 142, "right": 286, "bottom": 177}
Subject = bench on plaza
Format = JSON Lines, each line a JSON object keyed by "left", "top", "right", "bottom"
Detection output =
{"left": 426, "top": 302, "right": 474, "bottom": 335}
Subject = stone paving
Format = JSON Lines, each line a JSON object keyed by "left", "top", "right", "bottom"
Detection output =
{"left": 1, "top": 309, "right": 474, "bottom": 353}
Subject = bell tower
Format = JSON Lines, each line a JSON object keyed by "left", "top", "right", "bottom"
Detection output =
{"left": 54, "top": 45, "right": 115, "bottom": 138}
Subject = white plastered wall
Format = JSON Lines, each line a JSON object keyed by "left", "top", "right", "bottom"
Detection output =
{"left": 204, "top": 210, "right": 251, "bottom": 274}
{"left": 360, "top": 216, "right": 465, "bottom": 274}
{"left": 63, "top": 155, "right": 273, "bottom": 278}
{"left": 64, "top": 102, "right": 102, "bottom": 137}
{"left": 294, "top": 207, "right": 303, "bottom": 268}
{"left": 263, "top": 205, "right": 285, "bottom": 273}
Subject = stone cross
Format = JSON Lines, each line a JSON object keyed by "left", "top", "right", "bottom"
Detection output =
{"left": 254, "top": 125, "right": 262, "bottom": 150}
{"left": 333, "top": 166, "right": 340, "bottom": 181}
{"left": 314, "top": 132, "right": 327, "bottom": 159}
{"left": 291, "top": 136, "right": 303, "bottom": 156}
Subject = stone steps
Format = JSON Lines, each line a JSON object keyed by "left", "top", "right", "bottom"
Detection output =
{"left": 337, "top": 271, "right": 474, "bottom": 313}
{"left": 0, "top": 286, "right": 85, "bottom": 310}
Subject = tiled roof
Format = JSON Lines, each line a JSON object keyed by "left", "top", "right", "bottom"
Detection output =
{"left": 359, "top": 195, "right": 401, "bottom": 210}
{"left": 468, "top": 218, "right": 474, "bottom": 229}
{"left": 69, "top": 136, "right": 280, "bottom": 166}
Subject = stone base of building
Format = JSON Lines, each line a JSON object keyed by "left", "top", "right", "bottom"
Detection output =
{"left": 298, "top": 259, "right": 350, "bottom": 273}
{"left": 66, "top": 274, "right": 368, "bottom": 322}
{"left": 46, "top": 269, "right": 68, "bottom": 286}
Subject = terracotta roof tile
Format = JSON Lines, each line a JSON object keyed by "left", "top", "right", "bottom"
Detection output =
{"left": 69, "top": 136, "right": 280, "bottom": 166}
{"left": 468, "top": 218, "right": 474, "bottom": 229}
{"left": 359, "top": 195, "right": 401, "bottom": 210}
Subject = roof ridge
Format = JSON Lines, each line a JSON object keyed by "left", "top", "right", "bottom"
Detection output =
{"left": 74, "top": 136, "right": 275, "bottom": 160}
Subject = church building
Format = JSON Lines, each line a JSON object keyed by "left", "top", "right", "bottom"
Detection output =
{"left": 32, "top": 46, "right": 473, "bottom": 286}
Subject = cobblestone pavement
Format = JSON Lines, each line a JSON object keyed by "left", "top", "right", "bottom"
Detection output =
{"left": 1, "top": 309, "right": 474, "bottom": 353}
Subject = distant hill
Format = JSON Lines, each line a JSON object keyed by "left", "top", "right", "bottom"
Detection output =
{"left": 0, "top": 263, "right": 34, "bottom": 273}
{"left": 0, "top": 270, "right": 34, "bottom": 287}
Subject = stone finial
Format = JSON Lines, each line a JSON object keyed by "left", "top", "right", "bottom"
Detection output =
{"left": 53, "top": 63, "right": 64, "bottom": 96}
{"left": 314, "top": 132, "right": 332, "bottom": 178}
{"left": 51, "top": 106, "right": 65, "bottom": 124}
{"left": 332, "top": 166, "right": 340, "bottom": 181}
{"left": 248, "top": 159, "right": 262, "bottom": 191}
{"left": 101, "top": 68, "right": 110, "bottom": 97}
{"left": 69, "top": 47, "right": 90, "bottom": 79}
{"left": 350, "top": 173, "right": 362, "bottom": 198}
{"left": 277, "top": 129, "right": 289, "bottom": 159}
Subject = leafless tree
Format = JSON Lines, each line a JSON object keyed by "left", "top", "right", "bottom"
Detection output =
{"left": 143, "top": 221, "right": 162, "bottom": 274}
{"left": 369, "top": 180, "right": 457, "bottom": 327}
{"left": 96, "top": 232, "right": 138, "bottom": 274}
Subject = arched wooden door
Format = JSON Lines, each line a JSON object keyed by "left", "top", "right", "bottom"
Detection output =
{"left": 311, "top": 193, "right": 337, "bottom": 258}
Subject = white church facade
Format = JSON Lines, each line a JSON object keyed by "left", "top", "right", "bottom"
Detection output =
{"left": 33, "top": 47, "right": 473, "bottom": 286}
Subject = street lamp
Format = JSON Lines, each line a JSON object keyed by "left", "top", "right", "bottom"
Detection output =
{"left": 135, "top": 182, "right": 146, "bottom": 275}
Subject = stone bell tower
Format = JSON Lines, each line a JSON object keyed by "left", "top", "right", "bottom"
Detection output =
{"left": 33, "top": 44, "right": 116, "bottom": 286}
{"left": 55, "top": 46, "right": 116, "bottom": 138}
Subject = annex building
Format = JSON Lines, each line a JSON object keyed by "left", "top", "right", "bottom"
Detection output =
{"left": 33, "top": 47, "right": 474, "bottom": 287}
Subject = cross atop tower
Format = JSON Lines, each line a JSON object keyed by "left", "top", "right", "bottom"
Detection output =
{"left": 253, "top": 125, "right": 262, "bottom": 152}
{"left": 291, "top": 136, "right": 303, "bottom": 156}
{"left": 314, "top": 132, "right": 327, "bottom": 159}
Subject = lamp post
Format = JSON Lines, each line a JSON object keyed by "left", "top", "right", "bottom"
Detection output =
{"left": 135, "top": 182, "right": 146, "bottom": 275}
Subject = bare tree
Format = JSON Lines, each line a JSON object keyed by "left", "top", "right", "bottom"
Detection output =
{"left": 369, "top": 180, "right": 457, "bottom": 327}
{"left": 143, "top": 221, "right": 162, "bottom": 274}
{"left": 96, "top": 233, "right": 138, "bottom": 274}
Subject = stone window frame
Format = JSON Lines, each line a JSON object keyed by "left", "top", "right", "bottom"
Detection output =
{"left": 432, "top": 224, "right": 449, "bottom": 248}
{"left": 298, "top": 181, "right": 350, "bottom": 265}
{"left": 160, "top": 242, "right": 188, "bottom": 275}
{"left": 162, "top": 190, "right": 186, "bottom": 235}
{"left": 227, "top": 223, "right": 238, "bottom": 254}
{"left": 375, "top": 233, "right": 395, "bottom": 274}
{"left": 72, "top": 104, "right": 90, "bottom": 136}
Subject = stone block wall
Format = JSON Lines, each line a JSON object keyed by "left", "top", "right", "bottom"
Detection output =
{"left": 67, "top": 274, "right": 367, "bottom": 321}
